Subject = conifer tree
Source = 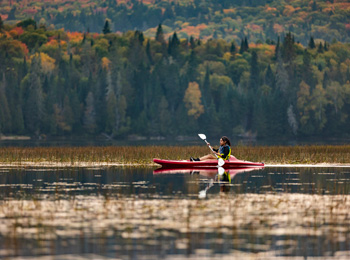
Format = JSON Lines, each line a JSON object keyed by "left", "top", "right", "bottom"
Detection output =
{"left": 230, "top": 41, "right": 236, "bottom": 53}
{"left": 308, "top": 36, "right": 316, "bottom": 49}
{"left": 83, "top": 92, "right": 97, "bottom": 134}
{"left": 274, "top": 36, "right": 280, "bottom": 60}
{"left": 324, "top": 41, "right": 328, "bottom": 51}
{"left": 102, "top": 20, "right": 111, "bottom": 34}
{"left": 189, "top": 36, "right": 196, "bottom": 49}
{"left": 265, "top": 65, "right": 275, "bottom": 88}
{"left": 22, "top": 56, "right": 45, "bottom": 134}
{"left": 244, "top": 37, "right": 249, "bottom": 51}
{"left": 317, "top": 42, "right": 324, "bottom": 53}
{"left": 249, "top": 50, "right": 259, "bottom": 89}
{"left": 239, "top": 39, "right": 245, "bottom": 54}
{"left": 155, "top": 24, "right": 165, "bottom": 43}
{"left": 146, "top": 40, "right": 153, "bottom": 64}
{"left": 0, "top": 73, "right": 11, "bottom": 133}
{"left": 275, "top": 53, "right": 289, "bottom": 95}
{"left": 282, "top": 32, "right": 295, "bottom": 63}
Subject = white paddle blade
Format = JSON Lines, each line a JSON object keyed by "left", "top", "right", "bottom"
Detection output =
{"left": 198, "top": 190, "right": 207, "bottom": 199}
{"left": 218, "top": 167, "right": 225, "bottom": 176}
{"left": 218, "top": 158, "right": 225, "bottom": 167}
{"left": 198, "top": 134, "right": 207, "bottom": 140}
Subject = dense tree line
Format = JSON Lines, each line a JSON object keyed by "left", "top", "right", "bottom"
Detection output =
{"left": 2, "top": 0, "right": 350, "bottom": 45}
{"left": 1, "top": 20, "right": 350, "bottom": 139}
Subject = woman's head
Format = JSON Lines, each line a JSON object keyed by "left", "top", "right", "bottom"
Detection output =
{"left": 220, "top": 136, "right": 231, "bottom": 146}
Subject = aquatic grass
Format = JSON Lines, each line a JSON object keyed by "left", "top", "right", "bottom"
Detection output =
{"left": 0, "top": 145, "right": 350, "bottom": 166}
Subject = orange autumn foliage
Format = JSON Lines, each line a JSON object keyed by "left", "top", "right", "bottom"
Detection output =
{"left": 179, "top": 24, "right": 208, "bottom": 38}
{"left": 223, "top": 8, "right": 236, "bottom": 14}
{"left": 101, "top": 57, "right": 111, "bottom": 71}
{"left": 67, "top": 32, "right": 84, "bottom": 43}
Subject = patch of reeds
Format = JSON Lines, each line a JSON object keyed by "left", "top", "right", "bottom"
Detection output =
{"left": 0, "top": 145, "right": 350, "bottom": 166}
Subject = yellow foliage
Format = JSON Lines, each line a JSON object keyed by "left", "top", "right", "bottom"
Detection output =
{"left": 223, "top": 52, "right": 232, "bottom": 61}
{"left": 31, "top": 52, "right": 56, "bottom": 74}
{"left": 183, "top": 82, "right": 204, "bottom": 119}
{"left": 102, "top": 57, "right": 111, "bottom": 70}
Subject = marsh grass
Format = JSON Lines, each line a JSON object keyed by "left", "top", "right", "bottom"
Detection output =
{"left": 0, "top": 145, "right": 350, "bottom": 165}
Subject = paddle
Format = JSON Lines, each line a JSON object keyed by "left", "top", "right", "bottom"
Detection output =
{"left": 198, "top": 178, "right": 214, "bottom": 199}
{"left": 198, "top": 167, "right": 225, "bottom": 199}
{"left": 198, "top": 134, "right": 225, "bottom": 167}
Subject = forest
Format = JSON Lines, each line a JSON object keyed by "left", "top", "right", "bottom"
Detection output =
{"left": 0, "top": 16, "right": 350, "bottom": 139}
{"left": 1, "top": 0, "right": 350, "bottom": 45}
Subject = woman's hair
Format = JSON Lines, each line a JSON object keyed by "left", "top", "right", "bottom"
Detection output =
{"left": 221, "top": 136, "right": 231, "bottom": 146}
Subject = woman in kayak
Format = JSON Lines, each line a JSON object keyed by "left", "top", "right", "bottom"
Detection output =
{"left": 191, "top": 136, "right": 231, "bottom": 161}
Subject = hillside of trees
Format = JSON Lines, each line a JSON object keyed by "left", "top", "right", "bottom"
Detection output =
{"left": 1, "top": 0, "right": 350, "bottom": 45}
{"left": 1, "top": 19, "right": 350, "bottom": 140}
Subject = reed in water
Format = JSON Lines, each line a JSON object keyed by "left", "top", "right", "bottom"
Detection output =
{"left": 0, "top": 145, "right": 350, "bottom": 166}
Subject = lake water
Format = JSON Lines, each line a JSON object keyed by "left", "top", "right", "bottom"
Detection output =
{"left": 1, "top": 166, "right": 350, "bottom": 259}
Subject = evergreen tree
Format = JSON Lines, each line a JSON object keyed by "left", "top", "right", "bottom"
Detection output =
{"left": 239, "top": 39, "right": 245, "bottom": 54}
{"left": 239, "top": 37, "right": 249, "bottom": 53}
{"left": 83, "top": 92, "right": 97, "bottom": 134}
{"left": 155, "top": 24, "right": 165, "bottom": 43}
{"left": 146, "top": 40, "right": 153, "bottom": 64}
{"left": 275, "top": 53, "right": 289, "bottom": 95}
{"left": 249, "top": 50, "right": 259, "bottom": 89}
{"left": 308, "top": 36, "right": 316, "bottom": 49}
{"left": 274, "top": 36, "right": 280, "bottom": 60}
{"left": 282, "top": 32, "right": 296, "bottom": 63}
{"left": 301, "top": 50, "right": 316, "bottom": 88}
{"left": 324, "top": 41, "right": 329, "bottom": 51}
{"left": 102, "top": 20, "right": 111, "bottom": 34}
{"left": 230, "top": 41, "right": 236, "bottom": 53}
{"left": 317, "top": 42, "right": 324, "bottom": 53}
{"left": 22, "top": 54, "right": 44, "bottom": 135}
{"left": 168, "top": 32, "right": 180, "bottom": 57}
{"left": 244, "top": 37, "right": 249, "bottom": 51}
{"left": 190, "top": 36, "right": 196, "bottom": 49}
{"left": 265, "top": 64, "right": 275, "bottom": 88}
{"left": 0, "top": 73, "right": 11, "bottom": 133}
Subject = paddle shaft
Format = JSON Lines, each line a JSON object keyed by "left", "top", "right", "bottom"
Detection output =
{"left": 203, "top": 140, "right": 219, "bottom": 159}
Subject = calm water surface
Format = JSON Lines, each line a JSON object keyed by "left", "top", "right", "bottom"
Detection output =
{"left": 1, "top": 166, "right": 350, "bottom": 259}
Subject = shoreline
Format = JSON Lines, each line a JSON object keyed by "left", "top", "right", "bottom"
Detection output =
{"left": 0, "top": 162, "right": 350, "bottom": 168}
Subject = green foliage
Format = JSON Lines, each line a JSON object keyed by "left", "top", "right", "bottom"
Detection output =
{"left": 17, "top": 19, "right": 37, "bottom": 29}
{"left": 0, "top": 23, "right": 350, "bottom": 139}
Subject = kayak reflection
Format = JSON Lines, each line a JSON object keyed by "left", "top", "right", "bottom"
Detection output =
{"left": 154, "top": 166, "right": 264, "bottom": 197}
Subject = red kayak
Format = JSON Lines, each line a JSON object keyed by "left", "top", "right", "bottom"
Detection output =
{"left": 153, "top": 167, "right": 264, "bottom": 176}
{"left": 153, "top": 156, "right": 264, "bottom": 169}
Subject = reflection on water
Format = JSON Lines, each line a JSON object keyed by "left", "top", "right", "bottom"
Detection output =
{"left": 0, "top": 166, "right": 350, "bottom": 259}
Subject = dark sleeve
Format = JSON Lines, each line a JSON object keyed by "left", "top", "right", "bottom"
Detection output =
{"left": 213, "top": 148, "right": 218, "bottom": 152}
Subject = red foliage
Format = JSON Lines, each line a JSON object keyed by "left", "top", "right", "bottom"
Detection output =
{"left": 346, "top": 24, "right": 350, "bottom": 32}
{"left": 20, "top": 42, "right": 29, "bottom": 56}
{"left": 12, "top": 27, "right": 25, "bottom": 36}
{"left": 0, "top": 14, "right": 8, "bottom": 21}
